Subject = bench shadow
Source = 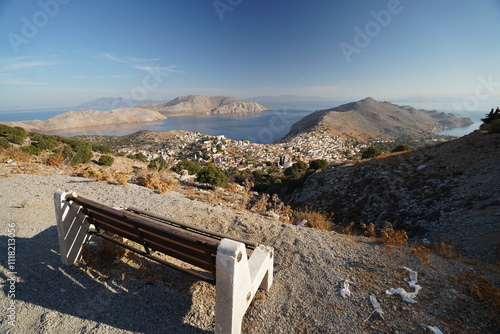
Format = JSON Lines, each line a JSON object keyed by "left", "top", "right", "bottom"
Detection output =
{"left": 0, "top": 226, "right": 212, "bottom": 333}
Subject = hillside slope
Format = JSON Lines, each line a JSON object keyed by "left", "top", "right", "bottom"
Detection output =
{"left": 289, "top": 130, "right": 500, "bottom": 257}
{"left": 138, "top": 95, "right": 272, "bottom": 116}
{"left": 2, "top": 108, "right": 166, "bottom": 132}
{"left": 280, "top": 97, "right": 472, "bottom": 142}
{"left": 0, "top": 174, "right": 498, "bottom": 333}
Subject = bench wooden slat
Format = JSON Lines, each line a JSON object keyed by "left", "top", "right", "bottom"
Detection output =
{"left": 127, "top": 207, "right": 259, "bottom": 249}
{"left": 84, "top": 210, "right": 145, "bottom": 244}
{"left": 141, "top": 233, "right": 216, "bottom": 272}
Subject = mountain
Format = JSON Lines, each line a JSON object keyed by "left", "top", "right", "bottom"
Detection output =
{"left": 76, "top": 97, "right": 159, "bottom": 109}
{"left": 280, "top": 97, "right": 473, "bottom": 142}
{"left": 289, "top": 130, "right": 500, "bottom": 257}
{"left": 2, "top": 108, "right": 166, "bottom": 132}
{"left": 245, "top": 95, "right": 325, "bottom": 104}
{"left": 138, "top": 95, "right": 272, "bottom": 116}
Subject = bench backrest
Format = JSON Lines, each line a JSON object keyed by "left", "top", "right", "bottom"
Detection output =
{"left": 66, "top": 194, "right": 256, "bottom": 282}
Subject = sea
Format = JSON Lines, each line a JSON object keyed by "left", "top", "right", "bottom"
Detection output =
{"left": 0, "top": 104, "right": 482, "bottom": 144}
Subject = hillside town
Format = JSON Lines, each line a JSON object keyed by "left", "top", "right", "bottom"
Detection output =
{"left": 117, "top": 129, "right": 366, "bottom": 170}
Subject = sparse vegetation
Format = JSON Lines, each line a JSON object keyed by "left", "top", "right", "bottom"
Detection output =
{"left": 480, "top": 107, "right": 500, "bottom": 133}
{"left": 293, "top": 207, "right": 332, "bottom": 231}
{"left": 126, "top": 152, "right": 149, "bottom": 162}
{"left": 148, "top": 157, "right": 169, "bottom": 171}
{"left": 172, "top": 159, "right": 202, "bottom": 175}
{"left": 138, "top": 171, "right": 177, "bottom": 194}
{"left": 361, "top": 146, "right": 380, "bottom": 159}
{"left": 196, "top": 163, "right": 229, "bottom": 188}
{"left": 98, "top": 155, "right": 114, "bottom": 166}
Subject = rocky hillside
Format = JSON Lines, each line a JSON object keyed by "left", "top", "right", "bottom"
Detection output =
{"left": 280, "top": 97, "right": 473, "bottom": 142}
{"left": 289, "top": 130, "right": 500, "bottom": 258}
{"left": 0, "top": 174, "right": 498, "bottom": 333}
{"left": 1, "top": 108, "right": 166, "bottom": 132}
{"left": 138, "top": 95, "right": 272, "bottom": 116}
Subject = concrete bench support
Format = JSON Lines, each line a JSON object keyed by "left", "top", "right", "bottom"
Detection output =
{"left": 215, "top": 239, "right": 273, "bottom": 334}
{"left": 54, "top": 190, "right": 91, "bottom": 266}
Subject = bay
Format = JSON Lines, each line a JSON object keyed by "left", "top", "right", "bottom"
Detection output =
{"left": 38, "top": 109, "right": 315, "bottom": 144}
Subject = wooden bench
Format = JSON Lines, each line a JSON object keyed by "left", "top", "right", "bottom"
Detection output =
{"left": 54, "top": 190, "right": 274, "bottom": 334}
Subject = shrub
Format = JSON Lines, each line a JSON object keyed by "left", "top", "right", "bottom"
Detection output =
{"left": 196, "top": 163, "right": 229, "bottom": 188}
{"left": 0, "top": 126, "right": 27, "bottom": 145}
{"left": 92, "top": 144, "right": 113, "bottom": 154}
{"left": 127, "top": 152, "right": 148, "bottom": 162}
{"left": 0, "top": 137, "right": 11, "bottom": 148}
{"left": 62, "top": 138, "right": 93, "bottom": 165}
{"left": 293, "top": 207, "right": 332, "bottom": 231}
{"left": 378, "top": 222, "right": 408, "bottom": 248}
{"left": 21, "top": 145, "right": 41, "bottom": 155}
{"left": 173, "top": 159, "right": 202, "bottom": 175}
{"left": 148, "top": 157, "right": 169, "bottom": 171}
{"left": 361, "top": 146, "right": 380, "bottom": 159}
{"left": 98, "top": 155, "right": 114, "bottom": 166}
{"left": 489, "top": 119, "right": 500, "bottom": 134}
{"left": 309, "top": 159, "right": 329, "bottom": 171}
{"left": 392, "top": 144, "right": 410, "bottom": 153}
{"left": 138, "top": 172, "right": 177, "bottom": 194}
{"left": 46, "top": 154, "right": 65, "bottom": 166}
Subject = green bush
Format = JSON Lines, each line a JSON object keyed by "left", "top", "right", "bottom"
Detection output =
{"left": 196, "top": 163, "right": 229, "bottom": 188}
{"left": 173, "top": 159, "right": 202, "bottom": 175}
{"left": 0, "top": 137, "right": 11, "bottom": 148}
{"left": 92, "top": 144, "right": 113, "bottom": 154}
{"left": 148, "top": 157, "right": 169, "bottom": 171}
{"left": 98, "top": 155, "right": 114, "bottom": 166}
{"left": 309, "top": 159, "right": 329, "bottom": 171}
{"left": 21, "top": 145, "right": 41, "bottom": 155}
{"left": 127, "top": 152, "right": 149, "bottom": 162}
{"left": 1, "top": 126, "right": 27, "bottom": 145}
{"left": 29, "top": 132, "right": 59, "bottom": 151}
{"left": 391, "top": 144, "right": 410, "bottom": 153}
{"left": 284, "top": 161, "right": 309, "bottom": 178}
{"left": 361, "top": 146, "right": 380, "bottom": 159}
{"left": 489, "top": 119, "right": 500, "bottom": 134}
{"left": 62, "top": 138, "right": 93, "bottom": 165}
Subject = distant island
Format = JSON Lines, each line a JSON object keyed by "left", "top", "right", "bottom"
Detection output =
{"left": 279, "top": 97, "right": 473, "bottom": 142}
{"left": 2, "top": 108, "right": 166, "bottom": 132}
{"left": 138, "top": 95, "right": 272, "bottom": 116}
{"left": 1, "top": 95, "right": 272, "bottom": 133}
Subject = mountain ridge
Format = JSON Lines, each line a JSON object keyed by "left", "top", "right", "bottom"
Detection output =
{"left": 1, "top": 107, "right": 166, "bottom": 132}
{"left": 138, "top": 95, "right": 272, "bottom": 116}
{"left": 280, "top": 97, "right": 473, "bottom": 142}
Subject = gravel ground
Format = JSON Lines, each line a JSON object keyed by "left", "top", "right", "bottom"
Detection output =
{"left": 0, "top": 174, "right": 498, "bottom": 333}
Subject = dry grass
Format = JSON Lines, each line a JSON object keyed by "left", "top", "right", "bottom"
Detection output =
{"left": 45, "top": 154, "right": 65, "bottom": 167}
{"left": 429, "top": 237, "right": 463, "bottom": 259}
{"left": 378, "top": 222, "right": 408, "bottom": 249}
{"left": 361, "top": 222, "right": 377, "bottom": 237}
{"left": 137, "top": 171, "right": 177, "bottom": 194}
{"left": 293, "top": 207, "right": 333, "bottom": 231}
{"left": 458, "top": 270, "right": 500, "bottom": 316}
{"left": 411, "top": 246, "right": 432, "bottom": 263}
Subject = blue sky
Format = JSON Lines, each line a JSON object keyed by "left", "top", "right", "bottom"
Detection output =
{"left": 0, "top": 0, "right": 499, "bottom": 116}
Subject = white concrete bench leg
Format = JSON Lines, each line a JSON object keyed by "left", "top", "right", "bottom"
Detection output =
{"left": 54, "top": 190, "right": 91, "bottom": 266}
{"left": 215, "top": 238, "right": 274, "bottom": 334}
